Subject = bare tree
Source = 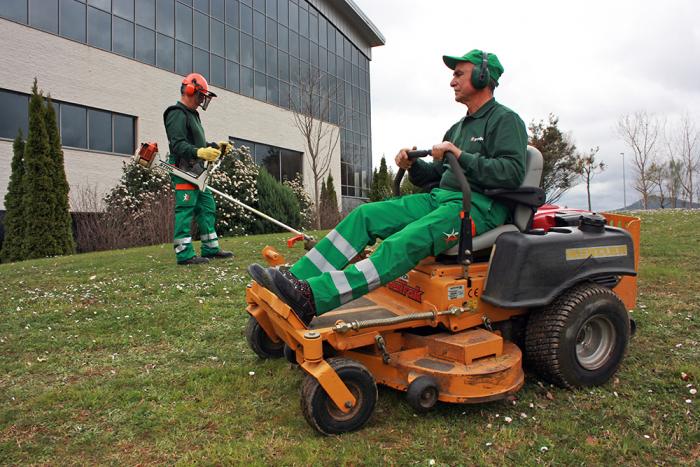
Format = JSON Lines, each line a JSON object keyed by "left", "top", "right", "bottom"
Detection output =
{"left": 663, "top": 158, "right": 683, "bottom": 208}
{"left": 575, "top": 147, "right": 605, "bottom": 211}
{"left": 671, "top": 113, "right": 699, "bottom": 207}
{"left": 289, "top": 69, "right": 342, "bottom": 229}
{"left": 617, "top": 111, "right": 661, "bottom": 209}
{"left": 647, "top": 160, "right": 668, "bottom": 208}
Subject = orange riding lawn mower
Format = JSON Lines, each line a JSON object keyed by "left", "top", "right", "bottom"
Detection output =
{"left": 244, "top": 146, "right": 640, "bottom": 436}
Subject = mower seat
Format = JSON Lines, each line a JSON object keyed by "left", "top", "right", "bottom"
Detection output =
{"left": 443, "top": 145, "right": 544, "bottom": 256}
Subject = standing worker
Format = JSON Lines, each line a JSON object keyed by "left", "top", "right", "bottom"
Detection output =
{"left": 164, "top": 72, "right": 234, "bottom": 265}
{"left": 249, "top": 49, "right": 528, "bottom": 324}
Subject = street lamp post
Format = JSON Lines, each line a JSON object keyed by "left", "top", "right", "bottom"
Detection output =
{"left": 620, "top": 152, "right": 626, "bottom": 209}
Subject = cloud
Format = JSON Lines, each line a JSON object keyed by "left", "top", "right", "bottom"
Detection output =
{"left": 355, "top": 0, "right": 700, "bottom": 210}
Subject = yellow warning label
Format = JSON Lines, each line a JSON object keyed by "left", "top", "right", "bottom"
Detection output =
{"left": 565, "top": 244, "right": 628, "bottom": 261}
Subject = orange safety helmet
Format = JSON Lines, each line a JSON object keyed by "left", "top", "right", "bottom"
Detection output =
{"left": 181, "top": 72, "right": 217, "bottom": 110}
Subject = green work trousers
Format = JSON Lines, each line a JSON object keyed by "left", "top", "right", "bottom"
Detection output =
{"left": 290, "top": 188, "right": 508, "bottom": 313}
{"left": 172, "top": 179, "right": 221, "bottom": 262}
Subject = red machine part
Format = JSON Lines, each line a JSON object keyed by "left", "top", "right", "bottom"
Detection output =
{"left": 137, "top": 142, "right": 159, "bottom": 167}
{"left": 531, "top": 204, "right": 590, "bottom": 231}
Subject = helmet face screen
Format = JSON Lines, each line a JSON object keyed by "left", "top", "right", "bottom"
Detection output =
{"left": 200, "top": 93, "right": 213, "bottom": 111}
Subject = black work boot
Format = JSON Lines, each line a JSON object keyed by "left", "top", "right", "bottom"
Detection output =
{"left": 247, "top": 263, "right": 276, "bottom": 292}
{"left": 203, "top": 250, "right": 234, "bottom": 259}
{"left": 268, "top": 268, "right": 317, "bottom": 326}
{"left": 178, "top": 256, "right": 210, "bottom": 265}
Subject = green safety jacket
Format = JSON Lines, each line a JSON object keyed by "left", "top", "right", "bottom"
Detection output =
{"left": 163, "top": 101, "right": 207, "bottom": 168}
{"left": 409, "top": 98, "right": 528, "bottom": 194}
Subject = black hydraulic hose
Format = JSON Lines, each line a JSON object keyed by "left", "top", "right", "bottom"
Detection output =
{"left": 393, "top": 150, "right": 430, "bottom": 196}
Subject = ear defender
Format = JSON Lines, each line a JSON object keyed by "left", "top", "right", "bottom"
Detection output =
{"left": 471, "top": 52, "right": 490, "bottom": 89}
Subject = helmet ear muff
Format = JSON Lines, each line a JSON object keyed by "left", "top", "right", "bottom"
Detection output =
{"left": 182, "top": 81, "right": 197, "bottom": 96}
{"left": 471, "top": 52, "right": 490, "bottom": 89}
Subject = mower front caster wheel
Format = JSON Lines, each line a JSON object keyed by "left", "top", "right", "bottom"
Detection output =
{"left": 245, "top": 315, "right": 284, "bottom": 359}
{"left": 301, "top": 358, "right": 377, "bottom": 435}
{"left": 406, "top": 376, "right": 440, "bottom": 413}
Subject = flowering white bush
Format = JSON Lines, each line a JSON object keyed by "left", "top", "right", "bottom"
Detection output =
{"left": 283, "top": 174, "right": 315, "bottom": 230}
{"left": 210, "top": 145, "right": 259, "bottom": 236}
{"left": 104, "top": 160, "right": 171, "bottom": 213}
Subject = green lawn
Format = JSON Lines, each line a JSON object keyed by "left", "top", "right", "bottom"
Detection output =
{"left": 1, "top": 211, "right": 699, "bottom": 465}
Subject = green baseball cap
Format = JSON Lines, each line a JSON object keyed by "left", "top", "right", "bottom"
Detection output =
{"left": 442, "top": 49, "right": 505, "bottom": 84}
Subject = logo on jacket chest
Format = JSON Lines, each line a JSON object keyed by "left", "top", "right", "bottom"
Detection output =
{"left": 470, "top": 136, "right": 484, "bottom": 142}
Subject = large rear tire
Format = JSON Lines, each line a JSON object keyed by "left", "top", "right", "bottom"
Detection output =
{"left": 525, "top": 283, "right": 630, "bottom": 388}
{"left": 300, "top": 358, "right": 377, "bottom": 435}
{"left": 245, "top": 315, "right": 284, "bottom": 359}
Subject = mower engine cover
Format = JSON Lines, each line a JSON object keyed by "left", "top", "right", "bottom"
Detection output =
{"left": 482, "top": 217, "right": 636, "bottom": 308}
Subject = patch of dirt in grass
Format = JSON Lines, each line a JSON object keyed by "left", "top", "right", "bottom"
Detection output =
{"left": 0, "top": 424, "right": 46, "bottom": 446}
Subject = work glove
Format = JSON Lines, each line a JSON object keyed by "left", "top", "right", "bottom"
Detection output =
{"left": 217, "top": 140, "right": 233, "bottom": 155}
{"left": 197, "top": 146, "right": 221, "bottom": 161}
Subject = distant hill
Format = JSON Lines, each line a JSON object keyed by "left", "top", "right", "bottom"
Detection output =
{"left": 619, "top": 195, "right": 700, "bottom": 211}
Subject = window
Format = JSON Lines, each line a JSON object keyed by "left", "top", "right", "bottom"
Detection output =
{"left": 156, "top": 33, "right": 175, "bottom": 70}
{"left": 0, "top": 89, "right": 137, "bottom": 155}
{"left": 253, "top": 9, "right": 264, "bottom": 40}
{"left": 135, "top": 0, "right": 155, "bottom": 28}
{"left": 87, "top": 0, "right": 110, "bottom": 11}
{"left": 135, "top": 25, "right": 156, "bottom": 64}
{"left": 175, "top": 40, "right": 193, "bottom": 75}
{"left": 112, "top": 16, "right": 134, "bottom": 57}
{"left": 240, "top": 3, "right": 252, "bottom": 34}
{"left": 87, "top": 6, "right": 111, "bottom": 50}
{"left": 175, "top": 2, "right": 192, "bottom": 42}
{"left": 209, "top": 55, "right": 226, "bottom": 88}
{"left": 113, "top": 0, "right": 134, "bottom": 20}
{"left": 113, "top": 113, "right": 135, "bottom": 154}
{"left": 156, "top": 0, "right": 174, "bottom": 35}
{"left": 60, "top": 103, "right": 88, "bottom": 149}
{"left": 0, "top": 0, "right": 28, "bottom": 23}
{"left": 240, "top": 66, "right": 253, "bottom": 97}
{"left": 88, "top": 109, "right": 113, "bottom": 152}
{"left": 225, "top": 0, "right": 239, "bottom": 27}
{"left": 194, "top": 47, "right": 210, "bottom": 78}
{"left": 211, "top": 18, "right": 224, "bottom": 56}
{"left": 193, "top": 10, "right": 209, "bottom": 49}
{"left": 0, "top": 90, "right": 29, "bottom": 140}
{"left": 194, "top": 0, "right": 209, "bottom": 13}
{"left": 233, "top": 138, "right": 302, "bottom": 182}
{"left": 211, "top": 0, "right": 224, "bottom": 18}
{"left": 60, "top": 0, "right": 86, "bottom": 43}
{"left": 240, "top": 33, "right": 253, "bottom": 67}
{"left": 225, "top": 26, "right": 239, "bottom": 61}
{"left": 30, "top": 0, "right": 58, "bottom": 33}
{"left": 226, "top": 60, "right": 240, "bottom": 92}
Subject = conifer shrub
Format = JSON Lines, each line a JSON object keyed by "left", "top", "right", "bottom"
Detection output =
{"left": 252, "top": 168, "right": 301, "bottom": 234}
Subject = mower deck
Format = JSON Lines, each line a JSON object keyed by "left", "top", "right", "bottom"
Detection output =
{"left": 245, "top": 260, "right": 526, "bottom": 408}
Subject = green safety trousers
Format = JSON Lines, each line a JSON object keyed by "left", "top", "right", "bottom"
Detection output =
{"left": 172, "top": 179, "right": 221, "bottom": 262}
{"left": 290, "top": 188, "right": 509, "bottom": 313}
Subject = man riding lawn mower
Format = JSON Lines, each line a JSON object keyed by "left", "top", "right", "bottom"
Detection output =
{"left": 244, "top": 50, "right": 641, "bottom": 435}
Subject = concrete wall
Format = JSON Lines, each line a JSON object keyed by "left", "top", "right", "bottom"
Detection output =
{"left": 0, "top": 18, "right": 342, "bottom": 211}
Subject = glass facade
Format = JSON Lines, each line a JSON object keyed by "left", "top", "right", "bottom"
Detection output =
{"left": 0, "top": 89, "right": 136, "bottom": 155}
{"left": 0, "top": 0, "right": 373, "bottom": 201}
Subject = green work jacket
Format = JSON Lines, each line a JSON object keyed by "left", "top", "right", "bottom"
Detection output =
{"left": 409, "top": 98, "right": 528, "bottom": 194}
{"left": 163, "top": 101, "right": 207, "bottom": 165}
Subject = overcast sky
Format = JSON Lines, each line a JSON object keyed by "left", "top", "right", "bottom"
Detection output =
{"left": 352, "top": 0, "right": 700, "bottom": 211}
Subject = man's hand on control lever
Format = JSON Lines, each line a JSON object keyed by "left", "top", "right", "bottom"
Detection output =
{"left": 431, "top": 141, "right": 462, "bottom": 161}
{"left": 395, "top": 146, "right": 417, "bottom": 170}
